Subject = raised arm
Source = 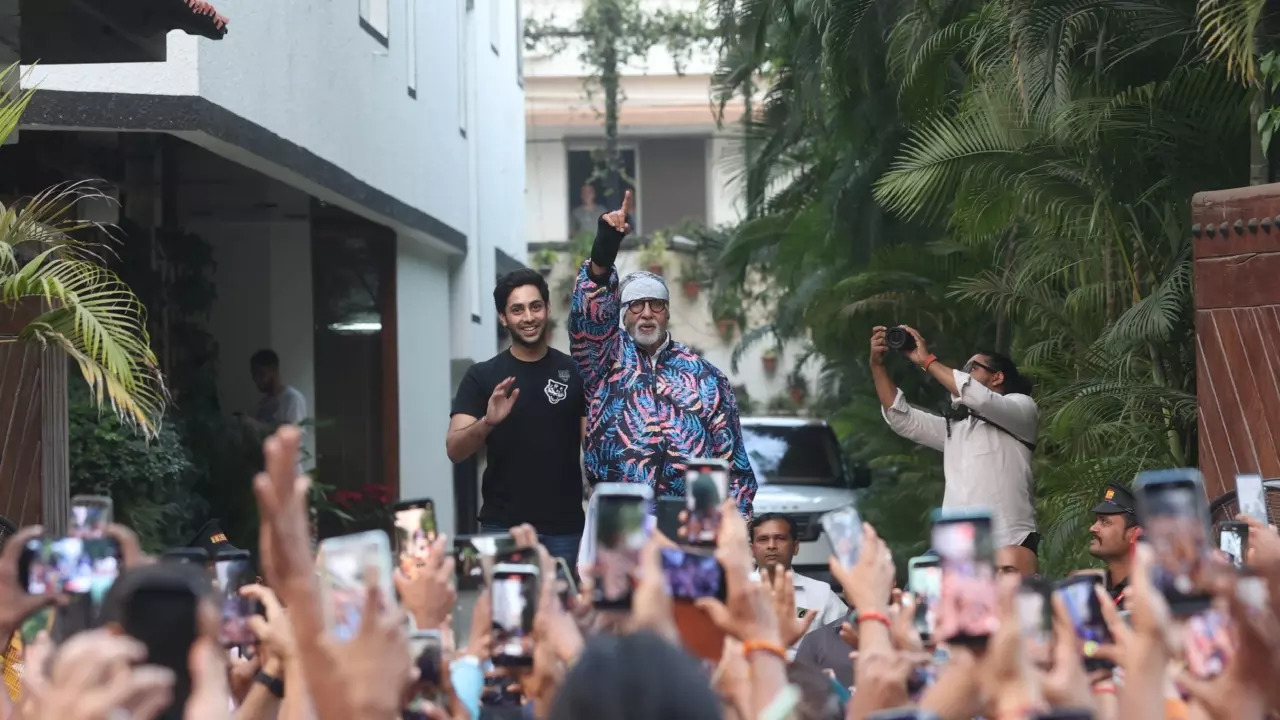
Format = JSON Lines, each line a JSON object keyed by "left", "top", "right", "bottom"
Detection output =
{"left": 709, "top": 369, "right": 757, "bottom": 519}
{"left": 569, "top": 190, "right": 634, "bottom": 393}
{"left": 872, "top": 326, "right": 947, "bottom": 452}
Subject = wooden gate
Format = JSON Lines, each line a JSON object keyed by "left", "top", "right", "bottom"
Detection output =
{"left": 0, "top": 300, "right": 69, "bottom": 535}
{"left": 1191, "top": 185, "right": 1280, "bottom": 500}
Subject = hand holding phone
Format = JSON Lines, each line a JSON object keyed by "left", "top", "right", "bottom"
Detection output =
{"left": 591, "top": 483, "right": 652, "bottom": 609}
{"left": 491, "top": 562, "right": 539, "bottom": 666}
{"left": 318, "top": 531, "right": 394, "bottom": 643}
{"left": 214, "top": 551, "right": 256, "bottom": 647}
{"left": 931, "top": 509, "right": 998, "bottom": 644}
{"left": 1217, "top": 521, "right": 1248, "bottom": 568}
{"left": 821, "top": 505, "right": 863, "bottom": 568}
{"left": 393, "top": 499, "right": 438, "bottom": 574}
{"left": 1135, "top": 468, "right": 1212, "bottom": 615}
{"left": 1054, "top": 575, "right": 1113, "bottom": 671}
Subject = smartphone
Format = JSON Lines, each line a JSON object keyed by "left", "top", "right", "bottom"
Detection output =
{"left": 655, "top": 496, "right": 685, "bottom": 541}
{"left": 1018, "top": 579, "right": 1053, "bottom": 667}
{"left": 822, "top": 505, "right": 863, "bottom": 568}
{"left": 317, "top": 530, "right": 395, "bottom": 643}
{"left": 1055, "top": 575, "right": 1114, "bottom": 671}
{"left": 684, "top": 459, "right": 729, "bottom": 544}
{"left": 554, "top": 556, "right": 579, "bottom": 608}
{"left": 907, "top": 555, "right": 941, "bottom": 642}
{"left": 392, "top": 498, "right": 438, "bottom": 573}
{"left": 490, "top": 562, "right": 539, "bottom": 666}
{"left": 20, "top": 536, "right": 121, "bottom": 602}
{"left": 1235, "top": 473, "right": 1268, "bottom": 525}
{"left": 405, "top": 628, "right": 444, "bottom": 717}
{"left": 1218, "top": 521, "right": 1248, "bottom": 568}
{"left": 162, "top": 548, "right": 211, "bottom": 566}
{"left": 592, "top": 483, "right": 652, "bottom": 608}
{"left": 69, "top": 495, "right": 112, "bottom": 538}
{"left": 213, "top": 551, "right": 256, "bottom": 648}
{"left": 866, "top": 710, "right": 943, "bottom": 720}
{"left": 660, "top": 546, "right": 725, "bottom": 601}
{"left": 1031, "top": 711, "right": 1095, "bottom": 720}
{"left": 453, "top": 533, "right": 518, "bottom": 591}
{"left": 114, "top": 562, "right": 209, "bottom": 720}
{"left": 1134, "top": 468, "right": 1212, "bottom": 615}
{"left": 1183, "top": 608, "right": 1233, "bottom": 680}
{"left": 930, "top": 509, "right": 998, "bottom": 644}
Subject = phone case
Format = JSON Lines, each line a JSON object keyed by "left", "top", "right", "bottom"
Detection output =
{"left": 1235, "top": 474, "right": 1268, "bottom": 525}
{"left": 820, "top": 505, "right": 863, "bottom": 567}
{"left": 317, "top": 530, "right": 394, "bottom": 641}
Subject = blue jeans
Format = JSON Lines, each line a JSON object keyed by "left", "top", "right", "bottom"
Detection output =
{"left": 478, "top": 523, "right": 581, "bottom": 574}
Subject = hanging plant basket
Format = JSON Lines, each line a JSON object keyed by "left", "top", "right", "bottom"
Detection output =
{"left": 762, "top": 354, "right": 779, "bottom": 375}
{"left": 647, "top": 263, "right": 665, "bottom": 276}
{"left": 682, "top": 280, "right": 701, "bottom": 299}
{"left": 716, "top": 318, "right": 738, "bottom": 341}
{"left": 788, "top": 385, "right": 807, "bottom": 405}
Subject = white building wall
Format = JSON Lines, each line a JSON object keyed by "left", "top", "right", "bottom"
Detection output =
{"left": 526, "top": 139, "right": 570, "bottom": 244}
{"left": 396, "top": 236, "right": 456, "bottom": 536}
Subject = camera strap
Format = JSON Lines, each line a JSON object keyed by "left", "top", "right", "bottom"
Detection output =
{"left": 945, "top": 407, "right": 1037, "bottom": 453}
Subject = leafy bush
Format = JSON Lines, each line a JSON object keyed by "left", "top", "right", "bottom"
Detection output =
{"left": 67, "top": 379, "right": 207, "bottom": 552}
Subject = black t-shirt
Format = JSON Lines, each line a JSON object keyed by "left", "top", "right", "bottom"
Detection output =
{"left": 451, "top": 348, "right": 586, "bottom": 533}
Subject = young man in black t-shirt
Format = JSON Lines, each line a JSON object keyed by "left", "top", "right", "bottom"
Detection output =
{"left": 447, "top": 269, "right": 586, "bottom": 567}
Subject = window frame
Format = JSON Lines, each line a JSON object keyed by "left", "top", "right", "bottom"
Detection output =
{"left": 359, "top": 0, "right": 390, "bottom": 47}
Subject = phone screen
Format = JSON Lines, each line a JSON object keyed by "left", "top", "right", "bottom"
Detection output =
{"left": 319, "top": 532, "right": 394, "bottom": 643}
{"left": 1235, "top": 474, "right": 1268, "bottom": 525}
{"left": 593, "top": 493, "right": 647, "bottom": 607}
{"left": 684, "top": 461, "right": 729, "bottom": 544}
{"left": 656, "top": 497, "right": 685, "bottom": 541}
{"left": 1184, "top": 608, "right": 1233, "bottom": 680}
{"left": 931, "top": 515, "right": 997, "bottom": 643}
{"left": 454, "top": 533, "right": 518, "bottom": 591}
{"left": 23, "top": 537, "right": 121, "bottom": 602}
{"left": 821, "top": 505, "right": 863, "bottom": 568}
{"left": 1218, "top": 522, "right": 1247, "bottom": 568}
{"left": 69, "top": 497, "right": 112, "bottom": 539}
{"left": 491, "top": 567, "right": 538, "bottom": 666}
{"left": 1143, "top": 481, "right": 1210, "bottom": 612}
{"left": 1018, "top": 580, "right": 1053, "bottom": 667}
{"left": 404, "top": 629, "right": 444, "bottom": 718}
{"left": 660, "top": 547, "right": 724, "bottom": 601}
{"left": 214, "top": 556, "right": 256, "bottom": 647}
{"left": 393, "top": 500, "right": 438, "bottom": 573}
{"left": 908, "top": 556, "right": 941, "bottom": 641}
{"left": 1055, "top": 576, "right": 1113, "bottom": 670}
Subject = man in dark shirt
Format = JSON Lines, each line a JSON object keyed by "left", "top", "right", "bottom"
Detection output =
{"left": 448, "top": 269, "right": 586, "bottom": 567}
{"left": 1087, "top": 483, "right": 1142, "bottom": 604}
{"left": 793, "top": 616, "right": 855, "bottom": 689}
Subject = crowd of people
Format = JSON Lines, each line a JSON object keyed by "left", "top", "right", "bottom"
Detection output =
{"left": 2, "top": 193, "right": 1277, "bottom": 720}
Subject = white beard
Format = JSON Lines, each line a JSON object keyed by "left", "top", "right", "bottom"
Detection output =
{"left": 630, "top": 326, "right": 664, "bottom": 347}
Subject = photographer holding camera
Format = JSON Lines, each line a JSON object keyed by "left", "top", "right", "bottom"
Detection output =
{"left": 870, "top": 325, "right": 1039, "bottom": 575}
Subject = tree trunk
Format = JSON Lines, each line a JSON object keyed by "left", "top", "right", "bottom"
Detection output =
{"left": 1251, "top": 89, "right": 1269, "bottom": 186}
{"left": 599, "top": 0, "right": 623, "bottom": 204}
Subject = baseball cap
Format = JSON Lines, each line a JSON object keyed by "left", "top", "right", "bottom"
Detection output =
{"left": 186, "top": 519, "right": 243, "bottom": 558}
{"left": 1091, "top": 483, "right": 1136, "bottom": 516}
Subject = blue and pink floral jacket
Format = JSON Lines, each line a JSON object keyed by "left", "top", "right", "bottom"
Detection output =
{"left": 569, "top": 261, "right": 757, "bottom": 518}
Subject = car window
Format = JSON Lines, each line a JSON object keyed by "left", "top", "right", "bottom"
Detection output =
{"left": 741, "top": 424, "right": 844, "bottom": 487}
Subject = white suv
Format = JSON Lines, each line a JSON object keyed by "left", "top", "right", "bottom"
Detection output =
{"left": 742, "top": 417, "right": 870, "bottom": 580}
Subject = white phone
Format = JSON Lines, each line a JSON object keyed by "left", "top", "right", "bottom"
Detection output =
{"left": 317, "top": 530, "right": 394, "bottom": 643}
{"left": 1235, "top": 474, "right": 1268, "bottom": 525}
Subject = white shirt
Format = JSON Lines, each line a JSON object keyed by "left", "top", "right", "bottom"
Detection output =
{"left": 257, "top": 385, "right": 307, "bottom": 427}
{"left": 881, "top": 369, "right": 1038, "bottom": 548}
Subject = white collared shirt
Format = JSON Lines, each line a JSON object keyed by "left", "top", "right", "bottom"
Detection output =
{"left": 787, "top": 572, "right": 849, "bottom": 660}
{"left": 881, "top": 370, "right": 1038, "bottom": 548}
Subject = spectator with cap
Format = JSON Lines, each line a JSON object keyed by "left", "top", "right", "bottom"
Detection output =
{"left": 187, "top": 519, "right": 246, "bottom": 563}
{"left": 1087, "top": 482, "right": 1142, "bottom": 604}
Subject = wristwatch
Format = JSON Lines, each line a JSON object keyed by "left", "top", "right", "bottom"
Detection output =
{"left": 255, "top": 670, "right": 284, "bottom": 699}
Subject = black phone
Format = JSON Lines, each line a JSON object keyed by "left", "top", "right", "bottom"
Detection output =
{"left": 490, "top": 562, "right": 539, "bottom": 667}
{"left": 392, "top": 498, "right": 438, "bottom": 573}
{"left": 659, "top": 546, "right": 725, "bottom": 601}
{"left": 453, "top": 533, "right": 518, "bottom": 591}
{"left": 655, "top": 496, "right": 685, "bottom": 541}
{"left": 930, "top": 509, "right": 997, "bottom": 645}
{"left": 111, "top": 562, "right": 210, "bottom": 720}
{"left": 1217, "top": 520, "right": 1248, "bottom": 569}
{"left": 1134, "top": 468, "right": 1212, "bottom": 615}
{"left": 213, "top": 551, "right": 256, "bottom": 648}
{"left": 1055, "top": 575, "right": 1114, "bottom": 671}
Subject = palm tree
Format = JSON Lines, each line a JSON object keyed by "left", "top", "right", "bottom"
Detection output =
{"left": 1, "top": 64, "right": 166, "bottom": 437}
{"left": 709, "top": 0, "right": 1250, "bottom": 574}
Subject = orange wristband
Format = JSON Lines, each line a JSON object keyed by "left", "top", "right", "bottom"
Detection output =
{"left": 856, "top": 610, "right": 891, "bottom": 628}
{"left": 922, "top": 354, "right": 938, "bottom": 371}
{"left": 742, "top": 639, "right": 787, "bottom": 661}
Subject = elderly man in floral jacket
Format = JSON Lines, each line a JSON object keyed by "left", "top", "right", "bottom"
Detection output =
{"left": 568, "top": 190, "right": 756, "bottom": 518}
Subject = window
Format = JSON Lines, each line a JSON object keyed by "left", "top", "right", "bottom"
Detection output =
{"left": 406, "top": 0, "right": 417, "bottom": 97}
{"left": 516, "top": 0, "right": 524, "bottom": 86}
{"left": 359, "top": 0, "right": 389, "bottom": 46}
{"left": 490, "top": 0, "right": 500, "bottom": 54}
{"left": 567, "top": 148, "right": 638, "bottom": 236}
{"left": 458, "top": 0, "right": 470, "bottom": 136}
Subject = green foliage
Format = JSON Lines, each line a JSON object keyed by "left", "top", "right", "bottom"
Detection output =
{"left": 710, "top": 0, "right": 1249, "bottom": 578}
{"left": 68, "top": 379, "right": 204, "bottom": 552}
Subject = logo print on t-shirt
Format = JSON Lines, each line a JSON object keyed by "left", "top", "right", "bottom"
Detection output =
{"left": 544, "top": 379, "right": 568, "bottom": 404}
{"left": 558, "top": 369, "right": 571, "bottom": 382}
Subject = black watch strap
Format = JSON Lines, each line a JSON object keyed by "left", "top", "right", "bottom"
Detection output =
{"left": 255, "top": 670, "right": 284, "bottom": 699}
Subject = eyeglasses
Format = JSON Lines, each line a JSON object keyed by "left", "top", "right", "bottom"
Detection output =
{"left": 625, "top": 298, "right": 668, "bottom": 315}
{"left": 963, "top": 359, "right": 993, "bottom": 374}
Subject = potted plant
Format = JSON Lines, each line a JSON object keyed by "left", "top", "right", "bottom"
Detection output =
{"left": 532, "top": 248, "right": 558, "bottom": 276}
{"left": 680, "top": 257, "right": 703, "bottom": 299}
{"left": 787, "top": 370, "right": 809, "bottom": 405}
{"left": 761, "top": 348, "right": 780, "bottom": 375}
{"left": 711, "top": 294, "right": 740, "bottom": 341}
{"left": 638, "top": 234, "right": 669, "bottom": 275}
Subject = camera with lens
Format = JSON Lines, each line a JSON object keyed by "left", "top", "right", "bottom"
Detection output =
{"left": 885, "top": 326, "right": 917, "bottom": 353}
